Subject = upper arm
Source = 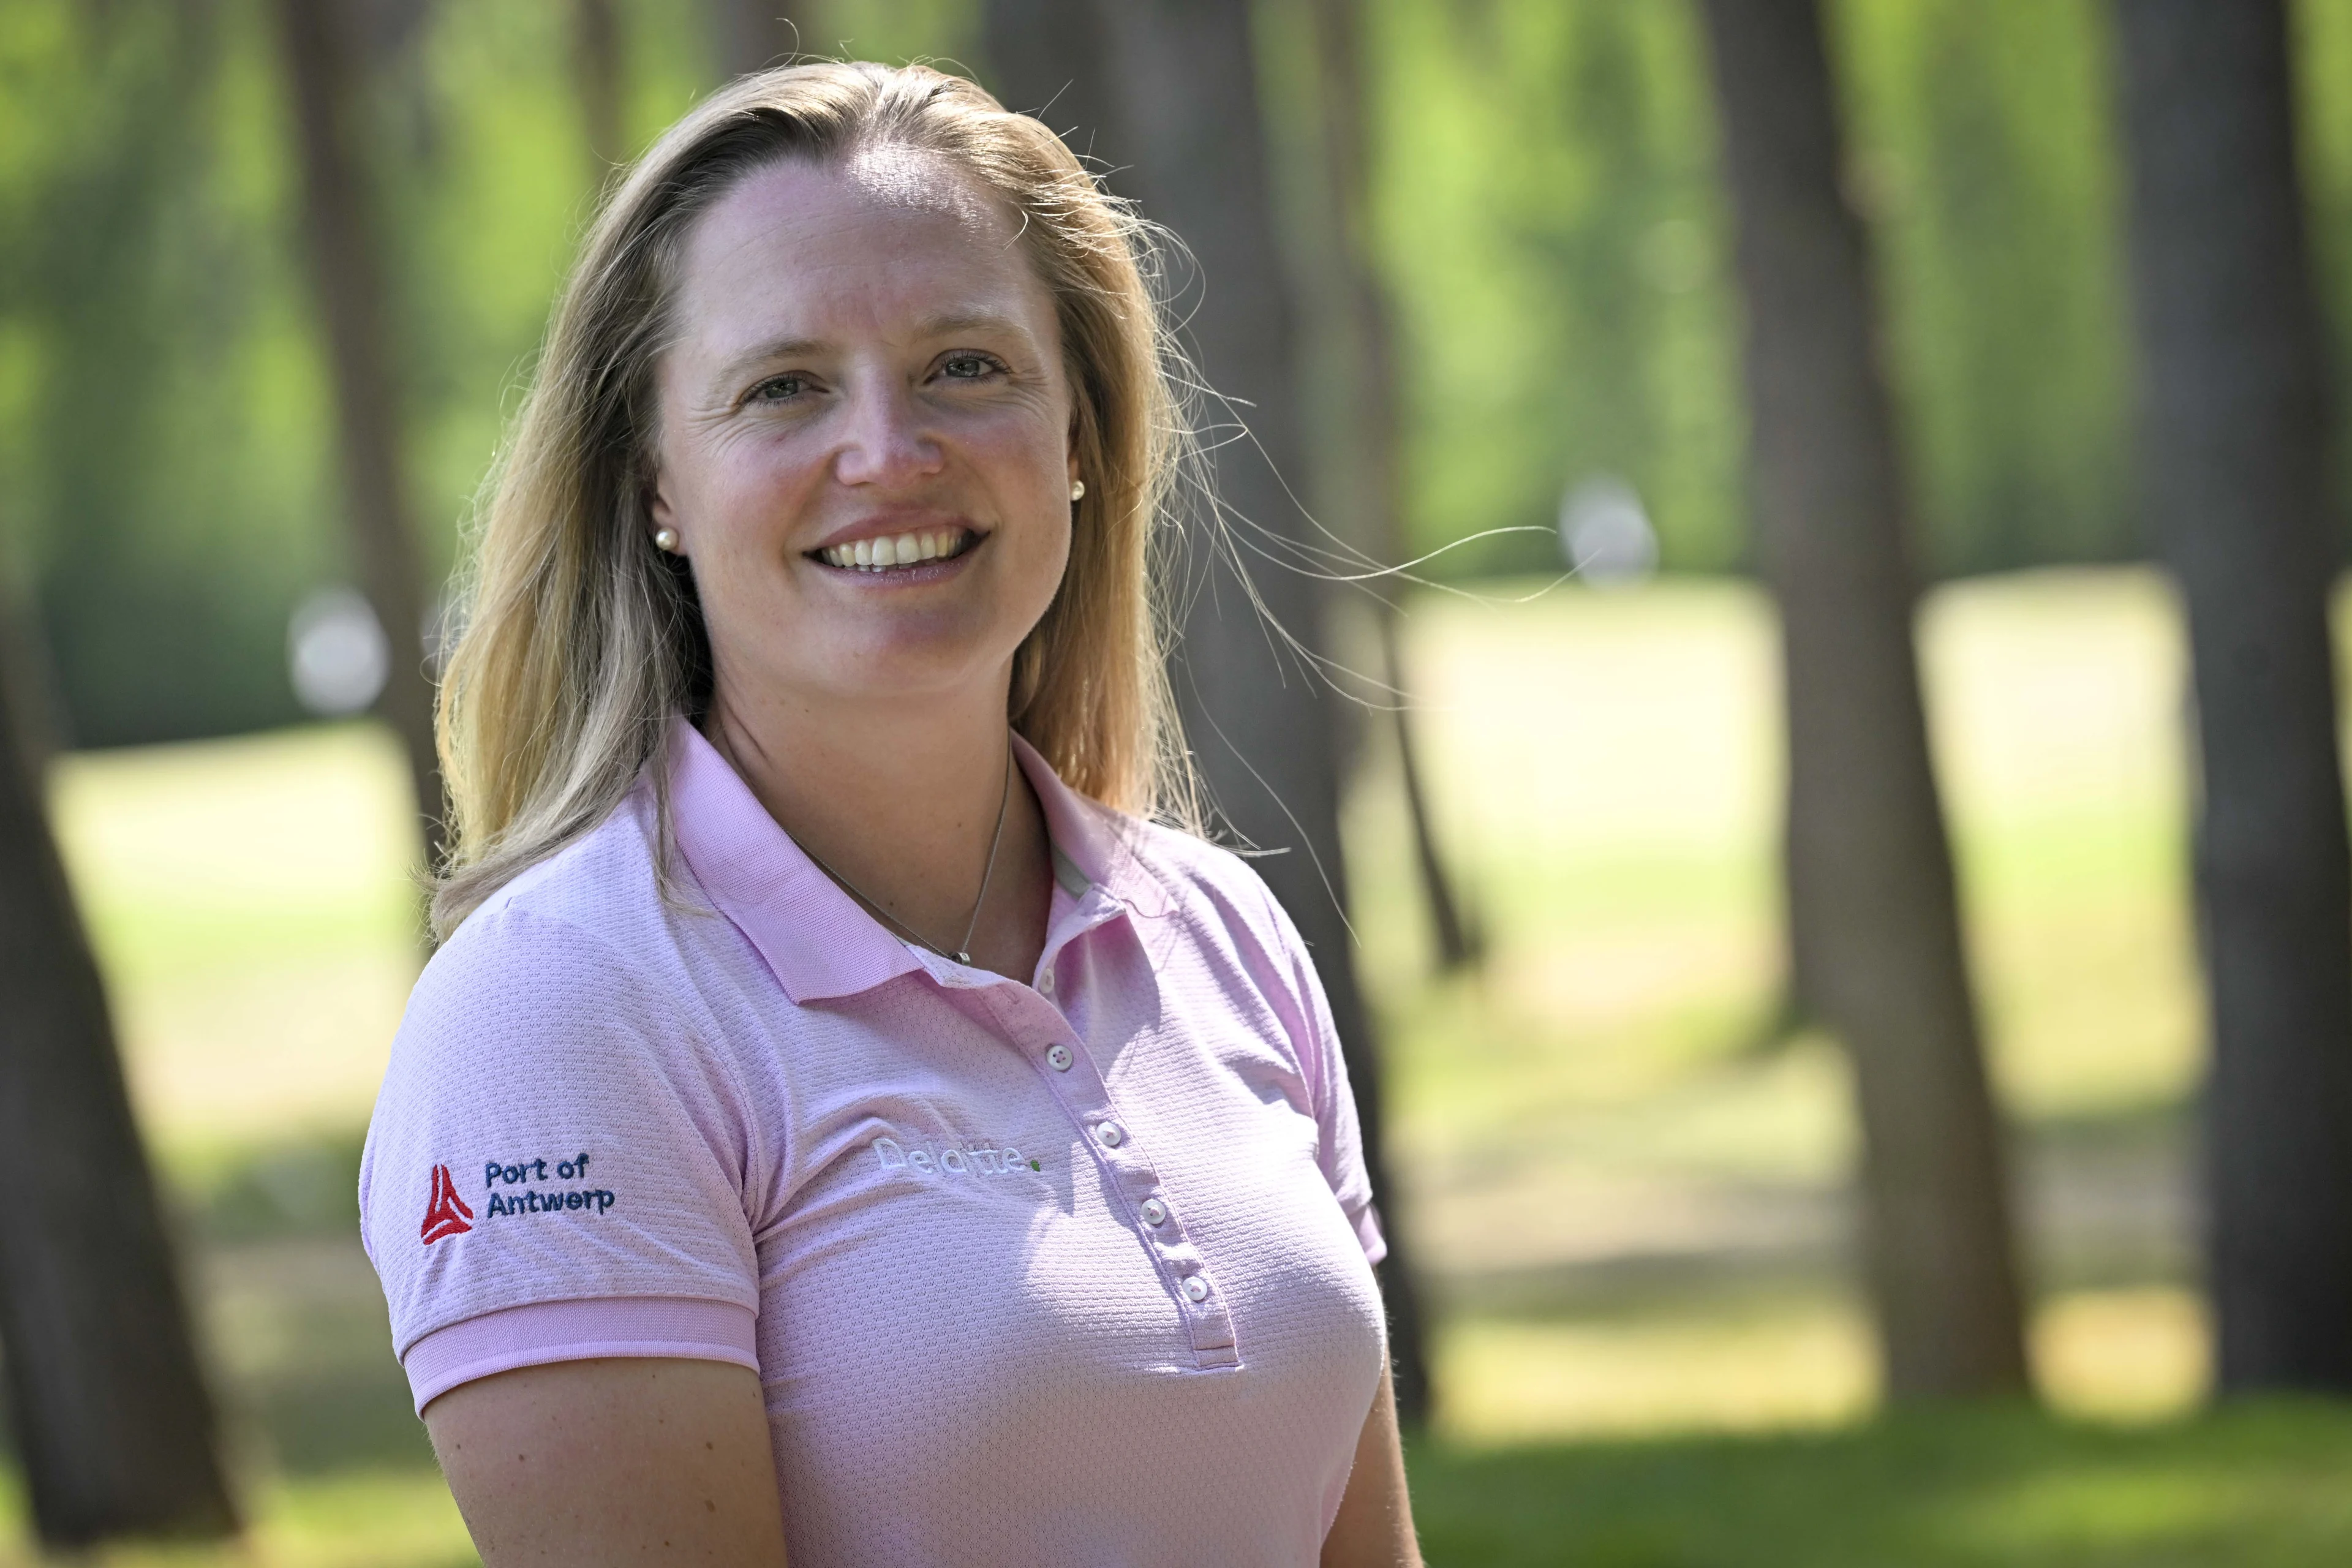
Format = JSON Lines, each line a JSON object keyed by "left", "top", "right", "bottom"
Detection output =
{"left": 1321, "top": 1365, "right": 1422, "bottom": 1568}
{"left": 426, "top": 1357, "right": 787, "bottom": 1567}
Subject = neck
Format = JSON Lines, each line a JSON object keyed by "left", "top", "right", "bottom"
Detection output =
{"left": 701, "top": 673, "right": 1052, "bottom": 981}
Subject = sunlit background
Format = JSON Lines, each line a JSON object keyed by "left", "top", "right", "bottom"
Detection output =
{"left": 9, "top": 0, "right": 2352, "bottom": 1562}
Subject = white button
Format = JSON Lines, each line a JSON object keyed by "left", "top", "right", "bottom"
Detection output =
{"left": 1045, "top": 1044, "right": 1074, "bottom": 1072}
{"left": 1039, "top": 969, "right": 1057, "bottom": 995}
{"left": 1093, "top": 1121, "right": 1125, "bottom": 1148}
{"left": 1182, "top": 1275, "right": 1210, "bottom": 1303}
{"left": 1139, "top": 1198, "right": 1169, "bottom": 1227}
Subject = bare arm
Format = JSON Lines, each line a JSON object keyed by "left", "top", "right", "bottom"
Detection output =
{"left": 1322, "top": 1365, "right": 1423, "bottom": 1568}
{"left": 424, "top": 1358, "right": 788, "bottom": 1567}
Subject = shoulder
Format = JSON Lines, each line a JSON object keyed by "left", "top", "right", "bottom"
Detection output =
{"left": 1098, "top": 809, "right": 1316, "bottom": 995}
{"left": 442, "top": 790, "right": 674, "bottom": 959}
{"left": 1101, "top": 810, "right": 1352, "bottom": 1122}
{"left": 1121, "top": 813, "right": 1297, "bottom": 943}
{"left": 401, "top": 794, "right": 709, "bottom": 1076}
{"left": 367, "top": 795, "right": 756, "bottom": 1242}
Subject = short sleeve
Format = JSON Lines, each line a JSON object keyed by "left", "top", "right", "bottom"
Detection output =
{"left": 358, "top": 904, "right": 763, "bottom": 1404}
{"left": 1248, "top": 879, "right": 1388, "bottom": 1268}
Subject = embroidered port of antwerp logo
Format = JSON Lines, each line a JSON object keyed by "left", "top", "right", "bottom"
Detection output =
{"left": 420, "top": 1164, "right": 475, "bottom": 1244}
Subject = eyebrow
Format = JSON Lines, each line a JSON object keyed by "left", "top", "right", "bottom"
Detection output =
{"left": 712, "top": 334, "right": 825, "bottom": 390}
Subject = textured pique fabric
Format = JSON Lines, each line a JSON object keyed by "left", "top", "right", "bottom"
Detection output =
{"left": 402, "top": 1296, "right": 758, "bottom": 1410}
{"left": 360, "top": 720, "right": 1390, "bottom": 1566}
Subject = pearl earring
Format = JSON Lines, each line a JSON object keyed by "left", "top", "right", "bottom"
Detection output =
{"left": 1069, "top": 480, "right": 1087, "bottom": 502}
{"left": 652, "top": 527, "right": 680, "bottom": 552}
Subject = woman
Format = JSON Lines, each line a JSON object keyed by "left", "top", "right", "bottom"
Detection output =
{"left": 360, "top": 61, "right": 1419, "bottom": 1566}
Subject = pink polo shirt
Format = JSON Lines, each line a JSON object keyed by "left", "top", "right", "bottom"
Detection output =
{"left": 359, "top": 721, "right": 1390, "bottom": 1566}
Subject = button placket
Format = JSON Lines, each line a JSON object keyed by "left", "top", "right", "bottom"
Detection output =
{"left": 983, "top": 948, "right": 1238, "bottom": 1366}
{"left": 1028, "top": 885, "right": 1122, "bottom": 1006}
{"left": 1089, "top": 1134, "right": 1233, "bottom": 1360}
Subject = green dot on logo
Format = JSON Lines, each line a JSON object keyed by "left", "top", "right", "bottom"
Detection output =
{"left": 1030, "top": 1159, "right": 1041, "bottom": 1172}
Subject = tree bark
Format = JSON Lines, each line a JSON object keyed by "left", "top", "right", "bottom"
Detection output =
{"left": 272, "top": 0, "right": 443, "bottom": 869}
{"left": 0, "top": 613, "right": 238, "bottom": 1547}
{"left": 1302, "top": 0, "right": 1479, "bottom": 974}
{"left": 2114, "top": 0, "right": 2352, "bottom": 1394}
{"left": 1084, "top": 0, "right": 1431, "bottom": 1424}
{"left": 1698, "top": 0, "right": 2030, "bottom": 1399}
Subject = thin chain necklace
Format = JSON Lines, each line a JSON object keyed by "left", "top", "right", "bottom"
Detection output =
{"left": 788, "top": 741, "right": 1015, "bottom": 967}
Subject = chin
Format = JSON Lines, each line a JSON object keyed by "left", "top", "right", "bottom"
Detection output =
{"left": 813, "top": 626, "right": 1023, "bottom": 704}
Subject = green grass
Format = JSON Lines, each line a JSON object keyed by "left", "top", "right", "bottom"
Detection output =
{"left": 1411, "top": 1405, "right": 2352, "bottom": 1567}
{"left": 9, "top": 1409, "right": 2352, "bottom": 1566}
{"left": 10, "top": 565, "right": 2351, "bottom": 1563}
{"left": 0, "top": 1468, "right": 475, "bottom": 1568}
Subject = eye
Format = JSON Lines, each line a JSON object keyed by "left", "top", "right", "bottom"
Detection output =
{"left": 938, "top": 353, "right": 1005, "bottom": 382}
{"left": 747, "top": 373, "right": 807, "bottom": 404}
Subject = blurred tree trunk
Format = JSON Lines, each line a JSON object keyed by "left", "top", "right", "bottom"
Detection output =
{"left": 714, "top": 1, "right": 827, "bottom": 77}
{"left": 979, "top": 0, "right": 1120, "bottom": 167}
{"left": 273, "top": 0, "right": 443, "bottom": 870}
{"left": 0, "top": 579, "right": 63, "bottom": 778}
{"left": 1088, "top": 0, "right": 1431, "bottom": 1425}
{"left": 1698, "top": 0, "right": 2030, "bottom": 1399}
{"left": 2114, "top": 0, "right": 2352, "bottom": 1393}
{"left": 0, "top": 611, "right": 238, "bottom": 1548}
{"left": 574, "top": 0, "right": 627, "bottom": 176}
{"left": 1301, "top": 0, "right": 1479, "bottom": 974}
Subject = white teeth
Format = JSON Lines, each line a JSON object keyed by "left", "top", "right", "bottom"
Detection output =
{"left": 820, "top": 530, "right": 968, "bottom": 570}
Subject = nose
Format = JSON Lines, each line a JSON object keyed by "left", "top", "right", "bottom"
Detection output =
{"left": 831, "top": 376, "right": 944, "bottom": 489}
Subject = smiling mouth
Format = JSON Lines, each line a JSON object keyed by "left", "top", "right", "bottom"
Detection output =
{"left": 812, "top": 527, "right": 979, "bottom": 573}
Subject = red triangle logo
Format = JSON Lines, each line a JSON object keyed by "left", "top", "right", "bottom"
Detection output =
{"left": 420, "top": 1164, "right": 475, "bottom": 1244}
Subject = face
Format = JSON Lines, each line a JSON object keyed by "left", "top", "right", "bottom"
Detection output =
{"left": 650, "top": 147, "right": 1077, "bottom": 723}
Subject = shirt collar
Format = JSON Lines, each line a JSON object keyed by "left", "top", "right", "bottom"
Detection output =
{"left": 1008, "top": 731, "right": 1171, "bottom": 920}
{"left": 666, "top": 720, "right": 1167, "bottom": 1006}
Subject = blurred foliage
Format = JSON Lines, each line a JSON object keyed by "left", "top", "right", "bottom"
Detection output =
{"left": 5, "top": 0, "right": 2352, "bottom": 744}
{"left": 172, "top": 1129, "right": 366, "bottom": 1245}
{"left": 0, "top": 0, "right": 333, "bottom": 746}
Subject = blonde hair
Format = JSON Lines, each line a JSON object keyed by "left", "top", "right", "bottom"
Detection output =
{"left": 431, "top": 62, "right": 1193, "bottom": 938}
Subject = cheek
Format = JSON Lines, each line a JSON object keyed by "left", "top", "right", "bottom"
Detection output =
{"left": 658, "top": 418, "right": 804, "bottom": 545}
{"left": 1014, "top": 526, "right": 1072, "bottom": 623}
{"left": 1008, "top": 463, "right": 1074, "bottom": 587}
{"left": 704, "top": 439, "right": 804, "bottom": 533}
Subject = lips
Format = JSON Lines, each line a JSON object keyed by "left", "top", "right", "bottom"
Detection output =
{"left": 812, "top": 526, "right": 977, "bottom": 572}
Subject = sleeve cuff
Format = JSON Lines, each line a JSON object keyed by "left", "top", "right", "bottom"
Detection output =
{"left": 402, "top": 1296, "right": 760, "bottom": 1414}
